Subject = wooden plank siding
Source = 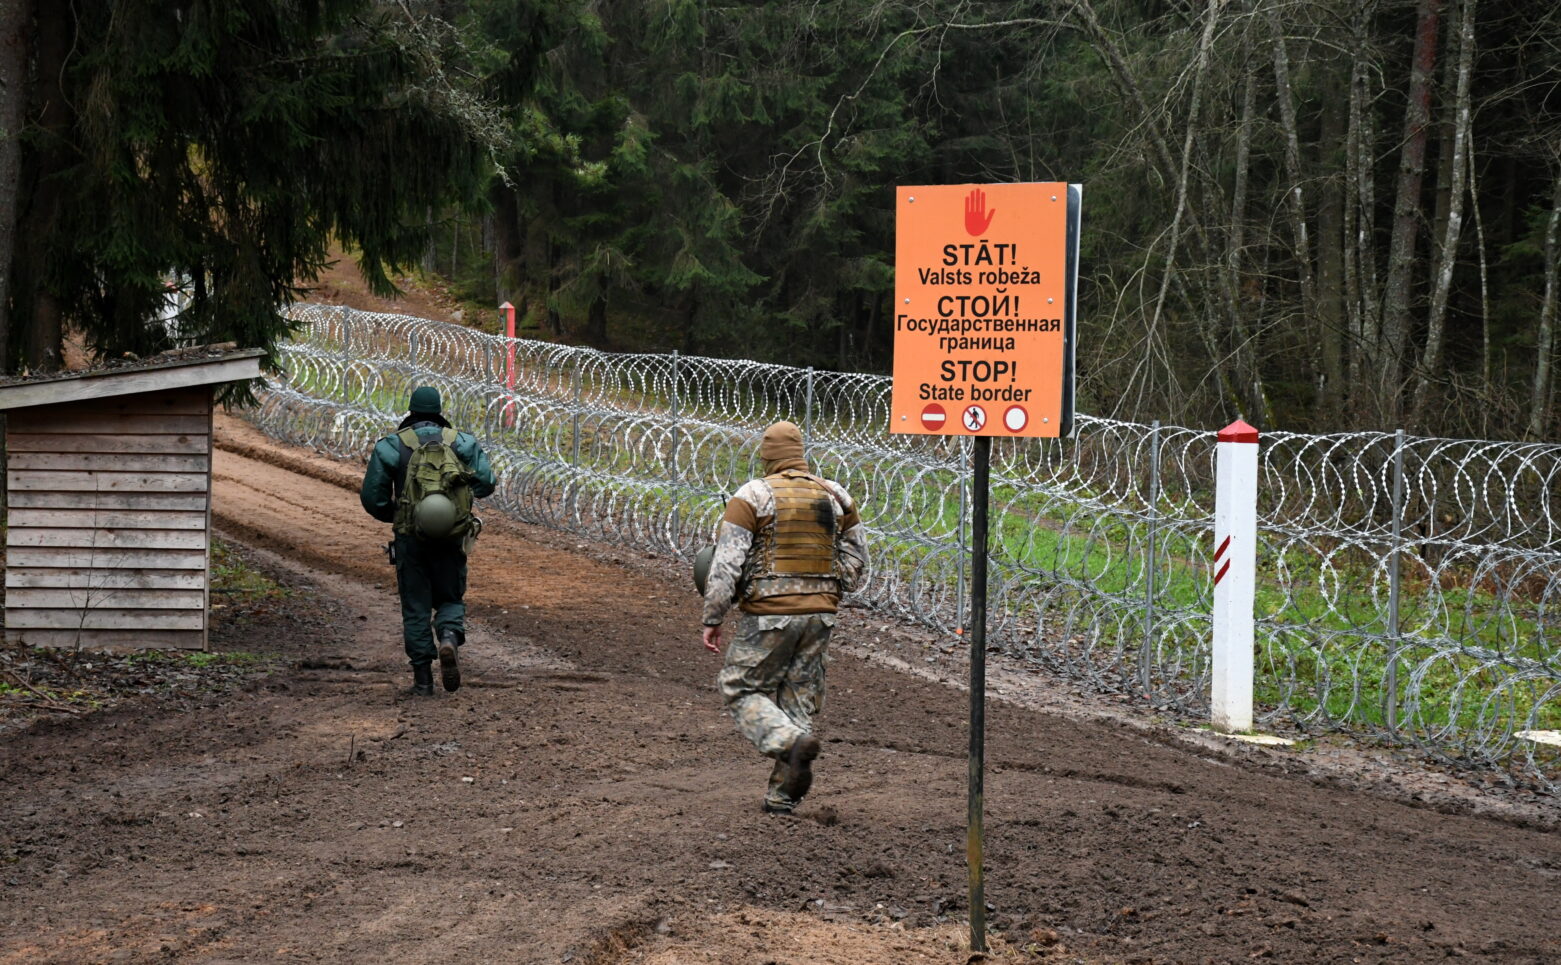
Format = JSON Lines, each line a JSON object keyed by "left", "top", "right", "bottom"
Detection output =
{"left": 4, "top": 386, "right": 214, "bottom": 650}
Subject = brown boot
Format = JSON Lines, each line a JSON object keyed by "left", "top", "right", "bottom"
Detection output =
{"left": 776, "top": 733, "right": 821, "bottom": 803}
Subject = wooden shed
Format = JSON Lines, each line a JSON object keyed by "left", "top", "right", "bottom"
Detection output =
{"left": 0, "top": 349, "right": 265, "bottom": 651}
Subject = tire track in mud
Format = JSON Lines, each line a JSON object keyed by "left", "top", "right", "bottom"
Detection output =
{"left": 0, "top": 417, "right": 1556, "bottom": 963}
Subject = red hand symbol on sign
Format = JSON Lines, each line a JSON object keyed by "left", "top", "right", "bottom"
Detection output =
{"left": 964, "top": 188, "right": 996, "bottom": 236}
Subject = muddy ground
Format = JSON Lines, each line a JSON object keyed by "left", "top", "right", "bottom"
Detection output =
{"left": 1, "top": 417, "right": 1558, "bottom": 964}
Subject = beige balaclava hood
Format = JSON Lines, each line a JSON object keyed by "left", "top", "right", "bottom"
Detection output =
{"left": 760, "top": 421, "right": 808, "bottom": 475}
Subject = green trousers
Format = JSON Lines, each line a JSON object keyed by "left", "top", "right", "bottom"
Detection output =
{"left": 394, "top": 535, "right": 468, "bottom": 667}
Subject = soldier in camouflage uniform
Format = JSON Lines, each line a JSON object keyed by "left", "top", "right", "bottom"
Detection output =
{"left": 700, "top": 421, "right": 869, "bottom": 814}
{"left": 360, "top": 386, "right": 497, "bottom": 696}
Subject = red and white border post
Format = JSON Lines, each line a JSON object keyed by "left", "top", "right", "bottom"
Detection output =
{"left": 499, "top": 301, "right": 518, "bottom": 427}
{"left": 499, "top": 301, "right": 518, "bottom": 392}
{"left": 1212, "top": 419, "right": 1259, "bottom": 733}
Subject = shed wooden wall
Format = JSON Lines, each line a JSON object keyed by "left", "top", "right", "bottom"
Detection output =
{"left": 4, "top": 386, "right": 213, "bottom": 650}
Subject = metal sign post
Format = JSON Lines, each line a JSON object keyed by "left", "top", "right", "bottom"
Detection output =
{"left": 890, "top": 181, "right": 1082, "bottom": 954}
{"left": 967, "top": 433, "right": 990, "bottom": 952}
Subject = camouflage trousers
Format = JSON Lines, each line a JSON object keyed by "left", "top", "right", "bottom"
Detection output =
{"left": 718, "top": 612, "right": 835, "bottom": 810}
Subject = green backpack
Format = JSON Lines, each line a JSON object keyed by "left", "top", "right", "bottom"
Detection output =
{"left": 394, "top": 426, "right": 476, "bottom": 541}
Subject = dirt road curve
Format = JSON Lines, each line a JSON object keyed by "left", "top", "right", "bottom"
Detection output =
{"left": 2, "top": 417, "right": 1558, "bottom": 964}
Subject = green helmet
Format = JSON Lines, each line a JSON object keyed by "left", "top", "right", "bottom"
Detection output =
{"left": 692, "top": 544, "right": 716, "bottom": 596}
{"left": 414, "top": 492, "right": 458, "bottom": 539}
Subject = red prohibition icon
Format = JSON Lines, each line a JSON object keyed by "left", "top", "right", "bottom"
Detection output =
{"left": 962, "top": 404, "right": 987, "bottom": 432}
{"left": 1004, "top": 405, "right": 1028, "bottom": 433}
{"left": 920, "top": 403, "right": 947, "bottom": 432}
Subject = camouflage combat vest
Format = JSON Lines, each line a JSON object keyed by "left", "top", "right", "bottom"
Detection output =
{"left": 742, "top": 470, "right": 840, "bottom": 603}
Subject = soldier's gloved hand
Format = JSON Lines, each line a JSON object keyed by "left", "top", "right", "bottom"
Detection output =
{"left": 701, "top": 624, "right": 723, "bottom": 654}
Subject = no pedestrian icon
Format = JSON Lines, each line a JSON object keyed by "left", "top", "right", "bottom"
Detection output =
{"left": 962, "top": 405, "right": 987, "bottom": 432}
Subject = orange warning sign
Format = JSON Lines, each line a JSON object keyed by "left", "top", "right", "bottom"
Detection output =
{"left": 890, "top": 183, "right": 1080, "bottom": 437}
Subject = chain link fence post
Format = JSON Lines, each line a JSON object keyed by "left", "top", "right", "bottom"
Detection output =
{"left": 1140, "top": 419, "right": 1161, "bottom": 696}
{"left": 1386, "top": 428, "right": 1405, "bottom": 736}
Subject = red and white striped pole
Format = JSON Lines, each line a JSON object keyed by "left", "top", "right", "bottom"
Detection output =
{"left": 1212, "top": 419, "right": 1259, "bottom": 733}
{"left": 499, "top": 301, "right": 518, "bottom": 428}
{"left": 499, "top": 301, "right": 517, "bottom": 392}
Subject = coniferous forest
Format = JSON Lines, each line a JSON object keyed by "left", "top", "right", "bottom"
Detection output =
{"left": 1, "top": 0, "right": 1558, "bottom": 438}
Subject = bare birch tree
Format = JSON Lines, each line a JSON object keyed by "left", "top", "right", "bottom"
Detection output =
{"left": 1526, "top": 173, "right": 1561, "bottom": 440}
{"left": 1378, "top": 0, "right": 1444, "bottom": 422}
{"left": 1412, "top": 0, "right": 1476, "bottom": 424}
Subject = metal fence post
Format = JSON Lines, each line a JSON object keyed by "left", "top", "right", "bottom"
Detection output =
{"left": 570, "top": 365, "right": 584, "bottom": 466}
{"left": 670, "top": 351, "right": 682, "bottom": 550}
{"left": 1140, "top": 420, "right": 1161, "bottom": 696}
{"left": 568, "top": 363, "right": 583, "bottom": 523}
{"left": 1386, "top": 428, "right": 1405, "bottom": 735}
{"left": 804, "top": 366, "right": 815, "bottom": 445}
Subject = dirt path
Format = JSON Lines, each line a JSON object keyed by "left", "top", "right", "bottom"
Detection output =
{"left": 1, "top": 418, "right": 1558, "bottom": 964}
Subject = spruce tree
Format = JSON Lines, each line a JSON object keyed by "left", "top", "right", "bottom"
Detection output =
{"left": 2, "top": 0, "right": 507, "bottom": 377}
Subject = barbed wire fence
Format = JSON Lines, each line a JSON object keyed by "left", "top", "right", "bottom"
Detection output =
{"left": 246, "top": 304, "right": 1561, "bottom": 788}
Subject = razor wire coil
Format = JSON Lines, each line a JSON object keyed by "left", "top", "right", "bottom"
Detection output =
{"left": 246, "top": 304, "right": 1561, "bottom": 787}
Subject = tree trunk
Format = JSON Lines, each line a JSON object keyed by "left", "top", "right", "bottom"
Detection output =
{"left": 584, "top": 272, "right": 607, "bottom": 345}
{"left": 1526, "top": 174, "right": 1561, "bottom": 441}
{"left": 545, "top": 230, "right": 562, "bottom": 336}
{"left": 1343, "top": 44, "right": 1364, "bottom": 397}
{"left": 1227, "top": 50, "right": 1267, "bottom": 425}
{"left": 1316, "top": 93, "right": 1347, "bottom": 422}
{"left": 490, "top": 183, "right": 523, "bottom": 296}
{"left": 1266, "top": 0, "right": 1320, "bottom": 422}
{"left": 0, "top": 0, "right": 33, "bottom": 374}
{"left": 1429, "top": 15, "right": 1460, "bottom": 258}
{"left": 1145, "top": 0, "right": 1224, "bottom": 412}
{"left": 1466, "top": 124, "right": 1492, "bottom": 432}
{"left": 1412, "top": 0, "right": 1475, "bottom": 427}
{"left": 17, "top": 0, "right": 70, "bottom": 372}
{"left": 1345, "top": 4, "right": 1382, "bottom": 419}
{"left": 1378, "top": 0, "right": 1444, "bottom": 424}
{"left": 682, "top": 294, "right": 697, "bottom": 355}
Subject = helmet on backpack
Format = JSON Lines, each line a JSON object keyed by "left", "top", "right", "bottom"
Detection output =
{"left": 414, "top": 492, "right": 458, "bottom": 539}
{"left": 692, "top": 544, "right": 716, "bottom": 595}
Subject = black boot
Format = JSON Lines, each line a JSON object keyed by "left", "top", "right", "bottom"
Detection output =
{"left": 437, "top": 630, "right": 461, "bottom": 692}
{"left": 411, "top": 664, "right": 434, "bottom": 696}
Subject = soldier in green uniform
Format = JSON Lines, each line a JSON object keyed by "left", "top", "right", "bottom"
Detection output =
{"left": 700, "top": 421, "right": 869, "bottom": 813}
{"left": 360, "top": 386, "right": 497, "bottom": 695}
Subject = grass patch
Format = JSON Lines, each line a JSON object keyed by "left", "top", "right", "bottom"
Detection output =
{"left": 210, "top": 539, "right": 288, "bottom": 607}
{"left": 124, "top": 649, "right": 272, "bottom": 669}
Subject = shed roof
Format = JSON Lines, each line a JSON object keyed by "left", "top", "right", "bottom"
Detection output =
{"left": 0, "top": 347, "right": 265, "bottom": 412}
